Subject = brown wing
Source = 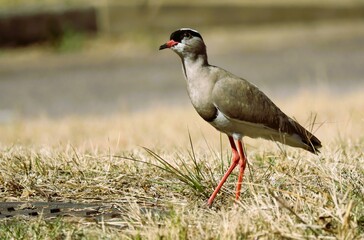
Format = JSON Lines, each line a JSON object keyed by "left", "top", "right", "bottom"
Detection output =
{"left": 211, "top": 74, "right": 321, "bottom": 153}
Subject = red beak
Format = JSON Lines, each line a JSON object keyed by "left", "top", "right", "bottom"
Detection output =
{"left": 159, "top": 40, "right": 178, "bottom": 50}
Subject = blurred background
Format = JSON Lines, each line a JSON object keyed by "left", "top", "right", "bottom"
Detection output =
{"left": 0, "top": 0, "right": 364, "bottom": 121}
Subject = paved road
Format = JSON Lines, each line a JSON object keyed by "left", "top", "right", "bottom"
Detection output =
{"left": 0, "top": 25, "right": 363, "bottom": 119}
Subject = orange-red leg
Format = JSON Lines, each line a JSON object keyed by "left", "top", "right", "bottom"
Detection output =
{"left": 235, "top": 140, "right": 247, "bottom": 201}
{"left": 207, "top": 136, "right": 240, "bottom": 207}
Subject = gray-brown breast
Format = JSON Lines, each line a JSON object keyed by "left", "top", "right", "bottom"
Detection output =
{"left": 185, "top": 65, "right": 218, "bottom": 122}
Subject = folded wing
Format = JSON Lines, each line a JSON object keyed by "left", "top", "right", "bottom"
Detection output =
{"left": 211, "top": 75, "right": 321, "bottom": 153}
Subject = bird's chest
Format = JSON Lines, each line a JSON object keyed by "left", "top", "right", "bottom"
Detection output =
{"left": 185, "top": 75, "right": 217, "bottom": 122}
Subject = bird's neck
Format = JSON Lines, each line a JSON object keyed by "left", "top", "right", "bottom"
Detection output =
{"left": 181, "top": 53, "right": 209, "bottom": 80}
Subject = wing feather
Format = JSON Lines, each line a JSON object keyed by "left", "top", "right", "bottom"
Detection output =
{"left": 211, "top": 73, "right": 321, "bottom": 153}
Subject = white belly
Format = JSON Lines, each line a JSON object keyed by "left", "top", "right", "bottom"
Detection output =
{"left": 210, "top": 110, "right": 306, "bottom": 149}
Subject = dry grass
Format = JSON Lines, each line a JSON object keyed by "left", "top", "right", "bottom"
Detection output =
{"left": 0, "top": 89, "right": 363, "bottom": 239}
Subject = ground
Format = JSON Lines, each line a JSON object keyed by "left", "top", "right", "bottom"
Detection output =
{"left": 0, "top": 17, "right": 363, "bottom": 239}
{"left": 0, "top": 89, "right": 363, "bottom": 239}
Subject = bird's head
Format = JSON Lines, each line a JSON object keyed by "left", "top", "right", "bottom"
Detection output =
{"left": 159, "top": 28, "right": 206, "bottom": 58}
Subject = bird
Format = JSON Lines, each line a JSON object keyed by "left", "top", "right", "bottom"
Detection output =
{"left": 159, "top": 28, "right": 321, "bottom": 207}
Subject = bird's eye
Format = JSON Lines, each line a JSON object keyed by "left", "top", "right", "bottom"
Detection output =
{"left": 184, "top": 32, "right": 192, "bottom": 39}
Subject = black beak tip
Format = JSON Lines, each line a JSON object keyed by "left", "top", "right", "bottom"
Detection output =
{"left": 159, "top": 44, "right": 168, "bottom": 50}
